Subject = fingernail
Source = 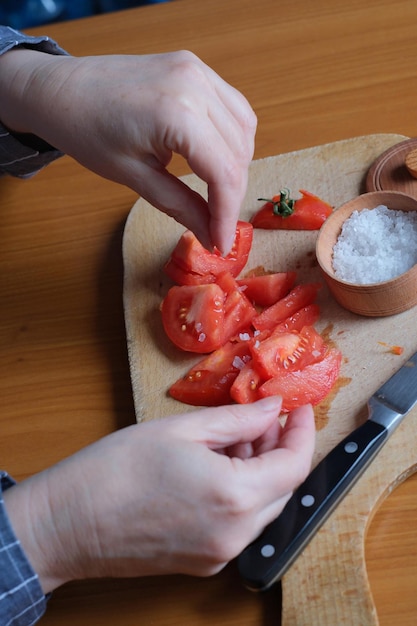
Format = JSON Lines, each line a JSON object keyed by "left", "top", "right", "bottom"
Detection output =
{"left": 256, "top": 396, "right": 282, "bottom": 411}
{"left": 219, "top": 233, "right": 234, "bottom": 257}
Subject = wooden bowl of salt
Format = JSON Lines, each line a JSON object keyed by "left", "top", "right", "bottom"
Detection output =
{"left": 316, "top": 191, "right": 417, "bottom": 316}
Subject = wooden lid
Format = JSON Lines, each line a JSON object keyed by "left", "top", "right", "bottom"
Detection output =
{"left": 365, "top": 137, "right": 417, "bottom": 198}
{"left": 405, "top": 148, "right": 417, "bottom": 178}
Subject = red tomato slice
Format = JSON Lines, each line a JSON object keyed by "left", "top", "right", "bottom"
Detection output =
{"left": 161, "top": 283, "right": 225, "bottom": 353}
{"left": 229, "top": 362, "right": 264, "bottom": 404}
{"left": 237, "top": 271, "right": 297, "bottom": 307}
{"left": 258, "top": 348, "right": 342, "bottom": 411}
{"left": 164, "top": 221, "right": 253, "bottom": 285}
{"left": 251, "top": 190, "right": 332, "bottom": 230}
{"left": 163, "top": 261, "right": 213, "bottom": 286}
{"left": 252, "top": 283, "right": 321, "bottom": 331}
{"left": 273, "top": 304, "right": 320, "bottom": 332}
{"left": 250, "top": 325, "right": 326, "bottom": 378}
{"left": 169, "top": 340, "right": 252, "bottom": 406}
{"left": 215, "top": 272, "right": 257, "bottom": 340}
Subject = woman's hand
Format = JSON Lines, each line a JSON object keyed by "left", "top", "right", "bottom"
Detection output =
{"left": 0, "top": 49, "right": 257, "bottom": 254}
{"left": 4, "top": 397, "right": 315, "bottom": 593}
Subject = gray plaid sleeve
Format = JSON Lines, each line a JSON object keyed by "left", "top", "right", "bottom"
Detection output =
{"left": 0, "top": 25, "right": 68, "bottom": 178}
{"left": 0, "top": 471, "right": 48, "bottom": 626}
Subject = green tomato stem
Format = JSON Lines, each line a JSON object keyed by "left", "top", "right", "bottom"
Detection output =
{"left": 257, "top": 188, "right": 295, "bottom": 217}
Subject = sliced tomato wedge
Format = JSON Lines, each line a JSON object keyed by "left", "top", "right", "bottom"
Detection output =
{"left": 251, "top": 190, "right": 332, "bottom": 230}
{"left": 250, "top": 325, "right": 326, "bottom": 378}
{"left": 252, "top": 283, "right": 322, "bottom": 331}
{"left": 237, "top": 271, "right": 297, "bottom": 307}
{"left": 273, "top": 304, "right": 320, "bottom": 332}
{"left": 258, "top": 348, "right": 342, "bottom": 411}
{"left": 161, "top": 274, "right": 257, "bottom": 354}
{"left": 169, "top": 340, "right": 252, "bottom": 406}
{"left": 229, "top": 362, "right": 264, "bottom": 404}
{"left": 161, "top": 283, "right": 225, "bottom": 353}
{"left": 164, "top": 221, "right": 253, "bottom": 285}
{"left": 216, "top": 272, "right": 257, "bottom": 340}
{"left": 163, "top": 262, "right": 212, "bottom": 286}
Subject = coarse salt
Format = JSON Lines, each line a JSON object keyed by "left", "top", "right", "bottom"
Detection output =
{"left": 332, "top": 205, "right": 417, "bottom": 284}
{"left": 232, "top": 355, "right": 246, "bottom": 370}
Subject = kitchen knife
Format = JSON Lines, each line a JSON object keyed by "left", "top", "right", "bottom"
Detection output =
{"left": 238, "top": 350, "right": 417, "bottom": 592}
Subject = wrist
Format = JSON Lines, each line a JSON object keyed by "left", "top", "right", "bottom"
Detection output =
{"left": 0, "top": 48, "right": 63, "bottom": 136}
{"left": 3, "top": 468, "right": 79, "bottom": 594}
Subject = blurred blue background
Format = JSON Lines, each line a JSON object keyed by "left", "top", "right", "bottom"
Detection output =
{"left": 0, "top": 0, "right": 168, "bottom": 30}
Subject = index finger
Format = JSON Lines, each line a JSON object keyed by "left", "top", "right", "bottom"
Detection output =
{"left": 203, "top": 74, "right": 257, "bottom": 253}
{"left": 177, "top": 62, "right": 257, "bottom": 253}
{"left": 207, "top": 170, "right": 250, "bottom": 255}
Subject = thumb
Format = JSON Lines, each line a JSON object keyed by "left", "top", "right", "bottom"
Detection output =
{"left": 167, "top": 397, "right": 284, "bottom": 450}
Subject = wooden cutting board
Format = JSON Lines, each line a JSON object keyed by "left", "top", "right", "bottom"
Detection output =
{"left": 122, "top": 133, "right": 417, "bottom": 625}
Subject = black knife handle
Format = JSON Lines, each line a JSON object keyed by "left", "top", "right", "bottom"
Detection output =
{"left": 237, "top": 419, "right": 388, "bottom": 591}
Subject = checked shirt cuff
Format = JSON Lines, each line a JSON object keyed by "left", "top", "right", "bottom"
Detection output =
{"left": 0, "top": 25, "right": 68, "bottom": 177}
{"left": 0, "top": 471, "right": 48, "bottom": 626}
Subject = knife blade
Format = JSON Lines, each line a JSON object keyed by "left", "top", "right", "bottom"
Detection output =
{"left": 238, "top": 350, "right": 417, "bottom": 592}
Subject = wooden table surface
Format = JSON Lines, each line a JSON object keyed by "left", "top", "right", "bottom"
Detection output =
{"left": 1, "top": 0, "right": 416, "bottom": 623}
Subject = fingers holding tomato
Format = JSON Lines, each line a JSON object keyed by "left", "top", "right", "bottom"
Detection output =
{"left": 164, "top": 221, "right": 253, "bottom": 285}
